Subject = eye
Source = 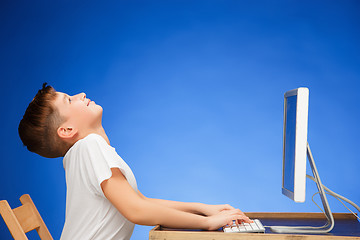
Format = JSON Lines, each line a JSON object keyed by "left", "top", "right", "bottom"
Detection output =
{"left": 69, "top": 97, "right": 72, "bottom": 104}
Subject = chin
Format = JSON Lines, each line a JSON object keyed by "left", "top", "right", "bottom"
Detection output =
{"left": 98, "top": 106, "right": 103, "bottom": 115}
{"left": 93, "top": 104, "right": 103, "bottom": 113}
{"left": 97, "top": 106, "right": 103, "bottom": 119}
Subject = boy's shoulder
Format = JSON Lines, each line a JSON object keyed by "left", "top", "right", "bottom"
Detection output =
{"left": 82, "top": 133, "right": 104, "bottom": 142}
{"left": 65, "top": 133, "right": 107, "bottom": 157}
{"left": 77, "top": 133, "right": 106, "bottom": 145}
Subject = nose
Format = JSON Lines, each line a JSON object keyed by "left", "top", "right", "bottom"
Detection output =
{"left": 80, "top": 92, "right": 86, "bottom": 100}
{"left": 73, "top": 92, "right": 86, "bottom": 100}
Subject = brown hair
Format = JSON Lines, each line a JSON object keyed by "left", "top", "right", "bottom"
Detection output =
{"left": 18, "top": 83, "right": 68, "bottom": 158}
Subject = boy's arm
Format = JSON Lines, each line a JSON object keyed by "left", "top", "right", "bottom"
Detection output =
{"left": 137, "top": 191, "right": 238, "bottom": 217}
{"left": 101, "top": 168, "right": 250, "bottom": 230}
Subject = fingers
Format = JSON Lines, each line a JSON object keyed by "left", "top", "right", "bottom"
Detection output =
{"left": 224, "top": 210, "right": 253, "bottom": 225}
{"left": 225, "top": 209, "right": 250, "bottom": 221}
{"left": 214, "top": 208, "right": 253, "bottom": 229}
{"left": 234, "top": 214, "right": 252, "bottom": 224}
{"left": 227, "top": 220, "right": 234, "bottom": 226}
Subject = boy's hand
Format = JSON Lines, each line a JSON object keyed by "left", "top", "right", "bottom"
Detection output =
{"left": 205, "top": 209, "right": 252, "bottom": 231}
{"left": 201, "top": 204, "right": 236, "bottom": 216}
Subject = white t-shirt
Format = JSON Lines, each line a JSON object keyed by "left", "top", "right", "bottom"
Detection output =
{"left": 60, "top": 133, "right": 137, "bottom": 240}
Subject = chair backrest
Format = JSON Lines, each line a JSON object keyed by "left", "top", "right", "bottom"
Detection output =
{"left": 0, "top": 194, "right": 53, "bottom": 240}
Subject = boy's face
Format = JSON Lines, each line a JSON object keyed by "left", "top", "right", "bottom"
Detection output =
{"left": 53, "top": 91, "right": 103, "bottom": 137}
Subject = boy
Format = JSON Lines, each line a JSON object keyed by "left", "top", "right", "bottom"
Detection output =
{"left": 18, "top": 83, "right": 251, "bottom": 240}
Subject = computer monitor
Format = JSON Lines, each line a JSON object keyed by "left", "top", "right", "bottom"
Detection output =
{"left": 282, "top": 87, "right": 309, "bottom": 202}
{"left": 270, "top": 87, "right": 335, "bottom": 233}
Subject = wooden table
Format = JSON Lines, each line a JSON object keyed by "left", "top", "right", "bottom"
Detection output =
{"left": 149, "top": 212, "right": 360, "bottom": 240}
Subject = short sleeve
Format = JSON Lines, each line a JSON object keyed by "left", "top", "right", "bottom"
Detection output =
{"left": 78, "top": 134, "right": 127, "bottom": 197}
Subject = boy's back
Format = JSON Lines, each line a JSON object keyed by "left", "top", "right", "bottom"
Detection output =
{"left": 61, "top": 133, "right": 137, "bottom": 240}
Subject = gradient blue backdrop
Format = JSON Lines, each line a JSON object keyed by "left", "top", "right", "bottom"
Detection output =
{"left": 1, "top": 1, "right": 359, "bottom": 239}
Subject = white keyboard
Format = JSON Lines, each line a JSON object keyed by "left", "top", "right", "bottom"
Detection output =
{"left": 223, "top": 219, "right": 265, "bottom": 233}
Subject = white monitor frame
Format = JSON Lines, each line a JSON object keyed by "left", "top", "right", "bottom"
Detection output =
{"left": 272, "top": 87, "right": 335, "bottom": 233}
{"left": 282, "top": 87, "right": 309, "bottom": 202}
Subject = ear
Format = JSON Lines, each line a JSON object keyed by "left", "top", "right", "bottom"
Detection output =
{"left": 57, "top": 126, "right": 78, "bottom": 140}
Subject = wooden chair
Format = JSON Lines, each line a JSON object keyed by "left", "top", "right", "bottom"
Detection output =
{"left": 0, "top": 194, "right": 53, "bottom": 240}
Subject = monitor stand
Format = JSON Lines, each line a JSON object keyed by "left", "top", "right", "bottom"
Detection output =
{"left": 270, "top": 143, "right": 335, "bottom": 234}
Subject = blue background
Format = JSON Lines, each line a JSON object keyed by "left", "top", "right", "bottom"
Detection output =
{"left": 1, "top": 1, "right": 359, "bottom": 239}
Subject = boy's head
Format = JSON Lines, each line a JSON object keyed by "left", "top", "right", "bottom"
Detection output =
{"left": 18, "top": 83, "right": 103, "bottom": 158}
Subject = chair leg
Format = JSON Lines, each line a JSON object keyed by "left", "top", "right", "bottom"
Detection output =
{"left": 0, "top": 200, "right": 28, "bottom": 240}
{"left": 20, "top": 194, "right": 53, "bottom": 240}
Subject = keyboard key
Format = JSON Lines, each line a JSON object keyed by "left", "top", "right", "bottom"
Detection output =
{"left": 223, "top": 219, "right": 265, "bottom": 233}
{"left": 250, "top": 221, "right": 259, "bottom": 230}
{"left": 244, "top": 223, "right": 252, "bottom": 231}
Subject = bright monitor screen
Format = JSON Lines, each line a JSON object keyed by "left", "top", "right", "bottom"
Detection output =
{"left": 282, "top": 87, "right": 309, "bottom": 202}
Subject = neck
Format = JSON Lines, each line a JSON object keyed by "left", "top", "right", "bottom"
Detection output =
{"left": 94, "top": 126, "right": 110, "bottom": 145}
{"left": 76, "top": 126, "right": 110, "bottom": 145}
{"left": 61, "top": 126, "right": 110, "bottom": 157}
